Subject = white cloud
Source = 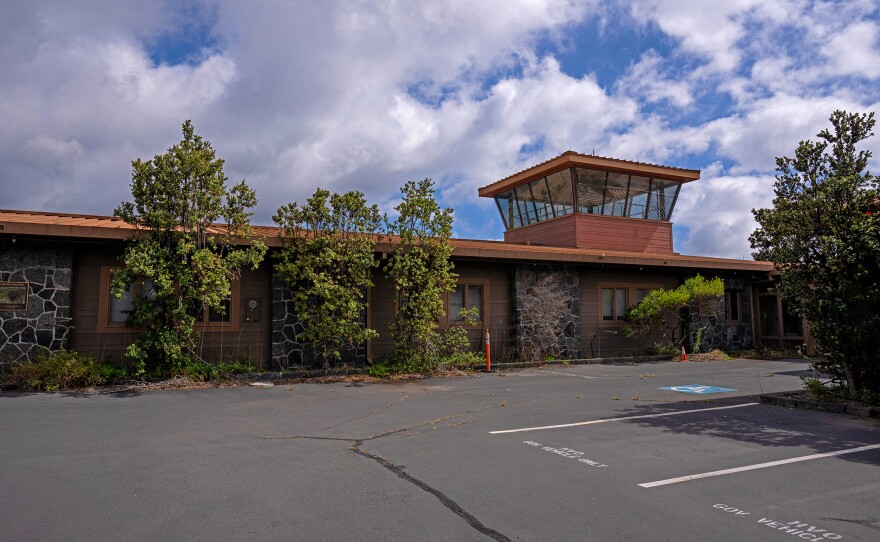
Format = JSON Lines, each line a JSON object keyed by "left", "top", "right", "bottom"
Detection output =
{"left": 824, "top": 21, "right": 880, "bottom": 79}
{"left": 675, "top": 173, "right": 776, "bottom": 259}
{"left": 1, "top": 0, "right": 879, "bottom": 261}
{"left": 615, "top": 51, "right": 693, "bottom": 107}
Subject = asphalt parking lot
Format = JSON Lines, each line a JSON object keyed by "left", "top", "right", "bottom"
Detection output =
{"left": 2, "top": 358, "right": 878, "bottom": 541}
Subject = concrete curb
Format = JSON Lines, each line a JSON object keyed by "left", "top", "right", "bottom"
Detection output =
{"left": 473, "top": 355, "right": 676, "bottom": 371}
{"left": 760, "top": 392, "right": 880, "bottom": 419}
{"left": 241, "top": 367, "right": 368, "bottom": 380}
{"left": 244, "top": 355, "right": 677, "bottom": 380}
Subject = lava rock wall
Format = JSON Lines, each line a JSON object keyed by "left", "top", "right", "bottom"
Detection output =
{"left": 0, "top": 242, "right": 73, "bottom": 365}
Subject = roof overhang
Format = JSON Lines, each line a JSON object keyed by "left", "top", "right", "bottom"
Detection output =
{"left": 478, "top": 151, "right": 701, "bottom": 198}
{"left": 1, "top": 209, "right": 771, "bottom": 273}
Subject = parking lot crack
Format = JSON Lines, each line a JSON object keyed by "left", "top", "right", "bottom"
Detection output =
{"left": 325, "top": 392, "right": 418, "bottom": 430}
{"left": 351, "top": 440, "right": 510, "bottom": 542}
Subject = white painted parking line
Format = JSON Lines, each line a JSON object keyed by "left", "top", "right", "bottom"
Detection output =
{"left": 489, "top": 402, "right": 759, "bottom": 434}
{"left": 639, "top": 443, "right": 880, "bottom": 488}
{"left": 541, "top": 371, "right": 596, "bottom": 379}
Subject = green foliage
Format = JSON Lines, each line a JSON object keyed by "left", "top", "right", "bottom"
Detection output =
{"left": 274, "top": 189, "right": 382, "bottom": 365}
{"left": 7, "top": 351, "right": 105, "bottom": 391}
{"left": 437, "top": 307, "right": 482, "bottom": 370}
{"left": 113, "top": 120, "right": 267, "bottom": 375}
{"left": 694, "top": 327, "right": 705, "bottom": 353}
{"left": 175, "top": 359, "right": 255, "bottom": 381}
{"left": 803, "top": 377, "right": 829, "bottom": 401}
{"left": 644, "top": 343, "right": 682, "bottom": 356}
{"left": 370, "top": 308, "right": 482, "bottom": 375}
{"left": 367, "top": 362, "right": 392, "bottom": 378}
{"left": 751, "top": 111, "right": 880, "bottom": 396}
{"left": 385, "top": 178, "right": 457, "bottom": 370}
{"left": 625, "top": 275, "right": 724, "bottom": 350}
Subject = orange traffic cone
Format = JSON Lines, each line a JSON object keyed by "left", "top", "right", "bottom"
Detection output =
{"left": 680, "top": 345, "right": 688, "bottom": 362}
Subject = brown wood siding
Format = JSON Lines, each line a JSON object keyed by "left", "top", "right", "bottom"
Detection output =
{"left": 71, "top": 245, "right": 272, "bottom": 369}
{"left": 575, "top": 215, "right": 673, "bottom": 254}
{"left": 503, "top": 214, "right": 673, "bottom": 254}
{"left": 503, "top": 214, "right": 577, "bottom": 247}
{"left": 368, "top": 264, "right": 397, "bottom": 361}
{"left": 579, "top": 269, "right": 681, "bottom": 358}
{"left": 367, "top": 259, "right": 512, "bottom": 361}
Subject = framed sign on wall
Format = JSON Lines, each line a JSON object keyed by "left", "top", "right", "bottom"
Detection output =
{"left": 0, "top": 282, "right": 29, "bottom": 310}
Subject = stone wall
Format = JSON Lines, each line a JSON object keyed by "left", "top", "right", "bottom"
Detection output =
{"left": 0, "top": 242, "right": 73, "bottom": 366}
{"left": 512, "top": 265, "right": 581, "bottom": 359}
{"left": 689, "top": 277, "right": 754, "bottom": 352}
{"left": 270, "top": 279, "right": 366, "bottom": 370}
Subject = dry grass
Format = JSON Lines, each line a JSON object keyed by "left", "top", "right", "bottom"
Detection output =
{"left": 689, "top": 349, "right": 733, "bottom": 362}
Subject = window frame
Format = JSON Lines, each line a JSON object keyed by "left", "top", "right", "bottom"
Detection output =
{"left": 725, "top": 289, "right": 742, "bottom": 323}
{"left": 444, "top": 279, "right": 489, "bottom": 327}
{"left": 597, "top": 282, "right": 663, "bottom": 327}
{"left": 98, "top": 266, "right": 241, "bottom": 333}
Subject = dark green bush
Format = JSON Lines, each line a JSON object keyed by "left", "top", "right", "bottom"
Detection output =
{"left": 7, "top": 351, "right": 105, "bottom": 391}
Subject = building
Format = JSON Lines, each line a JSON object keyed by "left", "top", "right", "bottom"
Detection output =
{"left": 0, "top": 152, "right": 808, "bottom": 369}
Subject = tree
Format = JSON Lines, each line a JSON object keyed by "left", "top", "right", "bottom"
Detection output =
{"left": 750, "top": 110, "right": 880, "bottom": 398}
{"left": 273, "top": 189, "right": 382, "bottom": 365}
{"left": 624, "top": 275, "right": 724, "bottom": 351}
{"left": 113, "top": 120, "right": 267, "bottom": 375}
{"left": 384, "top": 179, "right": 457, "bottom": 369}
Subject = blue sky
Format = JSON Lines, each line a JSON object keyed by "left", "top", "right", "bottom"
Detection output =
{"left": 2, "top": 0, "right": 879, "bottom": 259}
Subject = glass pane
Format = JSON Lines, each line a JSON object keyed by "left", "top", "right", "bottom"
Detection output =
{"left": 603, "top": 173, "right": 629, "bottom": 216}
{"left": 449, "top": 285, "right": 465, "bottom": 320}
{"left": 626, "top": 176, "right": 651, "bottom": 218}
{"left": 759, "top": 296, "right": 779, "bottom": 336}
{"left": 546, "top": 169, "right": 573, "bottom": 216}
{"left": 781, "top": 301, "right": 803, "bottom": 336}
{"left": 501, "top": 190, "right": 523, "bottom": 228}
{"left": 614, "top": 288, "right": 627, "bottom": 320}
{"left": 576, "top": 168, "right": 606, "bottom": 214}
{"left": 636, "top": 289, "right": 647, "bottom": 304}
{"left": 647, "top": 179, "right": 680, "bottom": 220}
{"left": 494, "top": 193, "right": 511, "bottom": 229}
{"left": 529, "top": 178, "right": 554, "bottom": 222}
{"left": 141, "top": 279, "right": 157, "bottom": 300}
{"left": 208, "top": 298, "right": 232, "bottom": 323}
{"left": 109, "top": 283, "right": 135, "bottom": 323}
{"left": 466, "top": 284, "right": 483, "bottom": 320}
{"left": 602, "top": 288, "right": 614, "bottom": 320}
{"left": 515, "top": 184, "right": 537, "bottom": 225}
{"left": 726, "top": 291, "right": 739, "bottom": 321}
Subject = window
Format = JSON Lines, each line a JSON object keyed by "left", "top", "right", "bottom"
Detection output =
{"left": 98, "top": 267, "right": 155, "bottom": 332}
{"left": 626, "top": 176, "right": 651, "bottom": 219}
{"left": 725, "top": 290, "right": 741, "bottom": 322}
{"left": 98, "top": 266, "right": 239, "bottom": 332}
{"left": 189, "top": 296, "right": 236, "bottom": 328}
{"left": 576, "top": 168, "right": 606, "bottom": 214}
{"left": 601, "top": 287, "right": 627, "bottom": 320}
{"left": 602, "top": 173, "right": 630, "bottom": 217}
{"left": 446, "top": 281, "right": 486, "bottom": 325}
{"left": 545, "top": 169, "right": 574, "bottom": 217}
{"left": 647, "top": 179, "right": 680, "bottom": 220}
{"left": 599, "top": 283, "right": 662, "bottom": 325}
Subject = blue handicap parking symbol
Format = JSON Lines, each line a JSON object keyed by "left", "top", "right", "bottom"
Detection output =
{"left": 659, "top": 384, "right": 736, "bottom": 395}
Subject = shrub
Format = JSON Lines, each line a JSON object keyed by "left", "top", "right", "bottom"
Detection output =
{"left": 7, "top": 351, "right": 105, "bottom": 391}
{"left": 176, "top": 359, "right": 256, "bottom": 381}
{"left": 645, "top": 343, "right": 681, "bottom": 356}
{"left": 516, "top": 274, "right": 571, "bottom": 362}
